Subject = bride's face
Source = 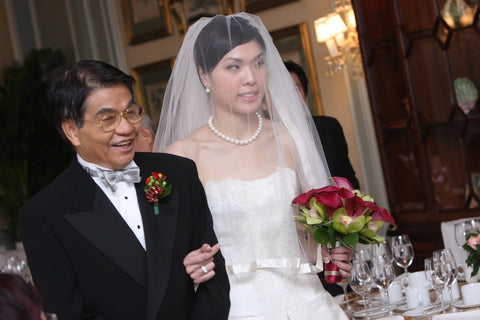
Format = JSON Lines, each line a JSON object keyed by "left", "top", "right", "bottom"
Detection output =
{"left": 203, "top": 40, "right": 267, "bottom": 115}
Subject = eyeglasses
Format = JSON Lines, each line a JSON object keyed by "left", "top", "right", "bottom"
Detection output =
{"left": 83, "top": 104, "right": 144, "bottom": 132}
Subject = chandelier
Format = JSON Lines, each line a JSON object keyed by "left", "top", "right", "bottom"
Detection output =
{"left": 314, "top": 0, "right": 363, "bottom": 78}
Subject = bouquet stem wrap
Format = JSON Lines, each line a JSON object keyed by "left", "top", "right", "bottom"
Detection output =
{"left": 324, "top": 261, "right": 342, "bottom": 284}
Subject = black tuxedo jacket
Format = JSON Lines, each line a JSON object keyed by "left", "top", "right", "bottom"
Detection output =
{"left": 313, "top": 116, "right": 358, "bottom": 296}
{"left": 313, "top": 115, "right": 360, "bottom": 189}
{"left": 19, "top": 152, "right": 230, "bottom": 320}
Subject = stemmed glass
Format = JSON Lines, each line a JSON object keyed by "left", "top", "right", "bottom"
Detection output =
{"left": 454, "top": 219, "right": 480, "bottom": 248}
{"left": 372, "top": 242, "right": 394, "bottom": 264}
{"left": 425, "top": 257, "right": 449, "bottom": 314}
{"left": 371, "top": 255, "right": 396, "bottom": 315}
{"left": 350, "top": 259, "right": 373, "bottom": 319}
{"left": 356, "top": 247, "right": 372, "bottom": 264}
{"left": 434, "top": 249, "right": 459, "bottom": 312}
{"left": 454, "top": 219, "right": 480, "bottom": 272}
{"left": 336, "top": 275, "right": 353, "bottom": 317}
{"left": 392, "top": 234, "right": 414, "bottom": 274}
{"left": 355, "top": 247, "right": 373, "bottom": 308}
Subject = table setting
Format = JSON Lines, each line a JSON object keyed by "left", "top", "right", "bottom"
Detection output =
{"left": 334, "top": 237, "right": 480, "bottom": 320}
{"left": 291, "top": 178, "right": 480, "bottom": 319}
{"left": 0, "top": 242, "right": 32, "bottom": 282}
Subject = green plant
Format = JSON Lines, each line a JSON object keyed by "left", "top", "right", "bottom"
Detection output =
{"left": 0, "top": 48, "right": 72, "bottom": 243}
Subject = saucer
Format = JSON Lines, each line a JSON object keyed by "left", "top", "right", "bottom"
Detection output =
{"left": 454, "top": 300, "right": 480, "bottom": 309}
{"left": 355, "top": 298, "right": 384, "bottom": 307}
{"left": 396, "top": 302, "right": 430, "bottom": 312}
{"left": 402, "top": 304, "right": 448, "bottom": 317}
{"left": 353, "top": 305, "right": 395, "bottom": 318}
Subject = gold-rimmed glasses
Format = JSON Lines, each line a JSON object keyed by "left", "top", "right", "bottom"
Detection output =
{"left": 83, "top": 104, "right": 144, "bottom": 132}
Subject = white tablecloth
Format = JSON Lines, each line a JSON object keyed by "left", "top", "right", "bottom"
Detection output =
{"left": 433, "top": 309, "right": 480, "bottom": 319}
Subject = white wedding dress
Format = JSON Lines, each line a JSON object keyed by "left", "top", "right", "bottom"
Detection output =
{"left": 205, "top": 167, "right": 348, "bottom": 320}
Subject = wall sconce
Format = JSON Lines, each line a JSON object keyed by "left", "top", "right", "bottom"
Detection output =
{"left": 315, "top": 1, "right": 362, "bottom": 78}
{"left": 441, "top": 0, "right": 476, "bottom": 28}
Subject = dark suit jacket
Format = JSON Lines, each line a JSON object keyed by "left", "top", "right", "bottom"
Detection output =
{"left": 313, "top": 115, "right": 359, "bottom": 296}
{"left": 313, "top": 115, "right": 360, "bottom": 189}
{"left": 19, "top": 152, "right": 230, "bottom": 320}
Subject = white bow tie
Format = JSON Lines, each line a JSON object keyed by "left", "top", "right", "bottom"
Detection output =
{"left": 86, "top": 166, "right": 141, "bottom": 192}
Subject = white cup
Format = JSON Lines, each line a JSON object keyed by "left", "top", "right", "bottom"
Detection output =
{"left": 387, "top": 282, "right": 404, "bottom": 304}
{"left": 442, "top": 278, "right": 460, "bottom": 301}
{"left": 405, "top": 287, "right": 431, "bottom": 308}
{"left": 401, "top": 271, "right": 429, "bottom": 290}
{"left": 461, "top": 282, "right": 480, "bottom": 305}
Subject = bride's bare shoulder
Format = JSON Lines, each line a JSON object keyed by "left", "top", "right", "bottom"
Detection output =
{"left": 164, "top": 125, "right": 210, "bottom": 159}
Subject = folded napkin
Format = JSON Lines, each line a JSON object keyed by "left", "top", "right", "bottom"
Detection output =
{"left": 432, "top": 310, "right": 480, "bottom": 319}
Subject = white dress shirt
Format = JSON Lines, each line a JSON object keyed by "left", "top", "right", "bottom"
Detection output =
{"left": 77, "top": 155, "right": 146, "bottom": 250}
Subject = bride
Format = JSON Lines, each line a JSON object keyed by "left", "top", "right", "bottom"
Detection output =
{"left": 154, "top": 13, "right": 350, "bottom": 319}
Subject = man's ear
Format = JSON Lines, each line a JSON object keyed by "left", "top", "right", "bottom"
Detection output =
{"left": 142, "top": 127, "right": 154, "bottom": 144}
{"left": 62, "top": 119, "right": 80, "bottom": 147}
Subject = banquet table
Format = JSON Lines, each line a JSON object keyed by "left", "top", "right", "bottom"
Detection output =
{"left": 0, "top": 245, "right": 26, "bottom": 267}
{"left": 337, "top": 280, "right": 480, "bottom": 320}
{"left": 0, "top": 243, "right": 29, "bottom": 279}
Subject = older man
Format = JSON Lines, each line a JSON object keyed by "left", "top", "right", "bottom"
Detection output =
{"left": 19, "top": 60, "right": 230, "bottom": 320}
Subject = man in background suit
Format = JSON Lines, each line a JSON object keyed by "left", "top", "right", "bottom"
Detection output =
{"left": 19, "top": 60, "right": 230, "bottom": 320}
{"left": 285, "top": 60, "right": 359, "bottom": 295}
{"left": 284, "top": 60, "right": 360, "bottom": 189}
{"left": 135, "top": 113, "right": 156, "bottom": 153}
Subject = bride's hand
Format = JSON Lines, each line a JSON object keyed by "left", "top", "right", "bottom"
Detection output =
{"left": 321, "top": 245, "right": 354, "bottom": 278}
{"left": 184, "top": 243, "right": 219, "bottom": 284}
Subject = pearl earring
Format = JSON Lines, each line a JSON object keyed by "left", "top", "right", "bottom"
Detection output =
{"left": 205, "top": 87, "right": 210, "bottom": 93}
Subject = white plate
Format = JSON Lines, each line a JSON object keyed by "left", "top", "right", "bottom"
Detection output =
{"left": 454, "top": 300, "right": 480, "bottom": 309}
{"left": 396, "top": 303, "right": 414, "bottom": 312}
{"left": 355, "top": 298, "right": 384, "bottom": 307}
{"left": 353, "top": 306, "right": 391, "bottom": 318}
{"left": 396, "top": 302, "right": 430, "bottom": 312}
{"left": 403, "top": 307, "right": 430, "bottom": 318}
{"left": 402, "top": 305, "right": 448, "bottom": 317}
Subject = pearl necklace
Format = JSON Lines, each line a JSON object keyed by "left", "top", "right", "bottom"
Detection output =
{"left": 208, "top": 112, "right": 263, "bottom": 145}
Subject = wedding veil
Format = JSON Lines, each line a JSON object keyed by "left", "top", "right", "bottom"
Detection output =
{"left": 153, "top": 13, "right": 332, "bottom": 274}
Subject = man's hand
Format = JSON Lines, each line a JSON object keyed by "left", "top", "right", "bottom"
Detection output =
{"left": 184, "top": 243, "right": 219, "bottom": 284}
{"left": 322, "top": 245, "right": 354, "bottom": 278}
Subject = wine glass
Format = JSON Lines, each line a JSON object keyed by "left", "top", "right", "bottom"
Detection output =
{"left": 355, "top": 246, "right": 374, "bottom": 308}
{"left": 372, "top": 242, "right": 394, "bottom": 265}
{"left": 371, "top": 255, "right": 396, "bottom": 315}
{"left": 355, "top": 246, "right": 373, "bottom": 268}
{"left": 336, "top": 275, "right": 353, "bottom": 317}
{"left": 455, "top": 219, "right": 480, "bottom": 246}
{"left": 433, "top": 249, "right": 459, "bottom": 312}
{"left": 425, "top": 257, "right": 449, "bottom": 314}
{"left": 454, "top": 219, "right": 480, "bottom": 251}
{"left": 392, "top": 234, "right": 414, "bottom": 274}
{"left": 350, "top": 259, "right": 373, "bottom": 319}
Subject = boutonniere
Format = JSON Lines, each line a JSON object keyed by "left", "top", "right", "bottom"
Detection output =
{"left": 144, "top": 172, "right": 172, "bottom": 215}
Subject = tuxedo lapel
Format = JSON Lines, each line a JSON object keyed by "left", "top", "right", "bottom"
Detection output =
{"left": 136, "top": 172, "right": 179, "bottom": 320}
{"left": 64, "top": 162, "right": 147, "bottom": 288}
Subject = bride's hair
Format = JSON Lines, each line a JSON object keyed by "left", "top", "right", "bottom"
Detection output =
{"left": 193, "top": 15, "right": 266, "bottom": 74}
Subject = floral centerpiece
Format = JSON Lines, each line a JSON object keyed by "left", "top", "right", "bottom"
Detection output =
{"left": 292, "top": 176, "right": 396, "bottom": 283}
{"left": 463, "top": 230, "right": 480, "bottom": 277}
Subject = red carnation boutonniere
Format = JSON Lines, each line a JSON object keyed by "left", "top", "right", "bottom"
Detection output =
{"left": 144, "top": 172, "right": 172, "bottom": 216}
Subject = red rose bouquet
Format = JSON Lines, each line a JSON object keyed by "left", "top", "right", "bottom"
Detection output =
{"left": 292, "top": 176, "right": 396, "bottom": 283}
